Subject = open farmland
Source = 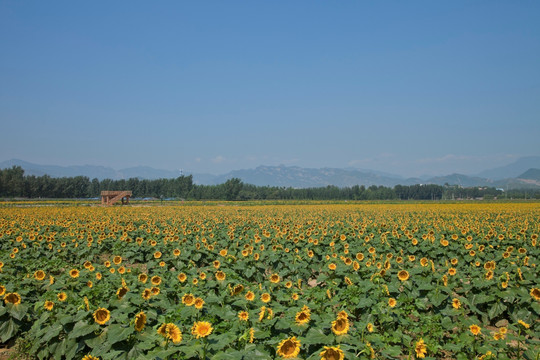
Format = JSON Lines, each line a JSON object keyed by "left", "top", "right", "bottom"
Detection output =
{"left": 0, "top": 203, "right": 539, "bottom": 359}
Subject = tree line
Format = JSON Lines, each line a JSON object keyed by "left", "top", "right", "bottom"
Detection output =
{"left": 1, "top": 165, "right": 537, "bottom": 201}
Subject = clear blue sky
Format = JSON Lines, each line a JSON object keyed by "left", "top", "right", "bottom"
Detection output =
{"left": 1, "top": 1, "right": 539, "bottom": 177}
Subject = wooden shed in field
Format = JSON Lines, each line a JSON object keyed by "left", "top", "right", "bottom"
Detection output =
{"left": 101, "top": 191, "right": 132, "bottom": 205}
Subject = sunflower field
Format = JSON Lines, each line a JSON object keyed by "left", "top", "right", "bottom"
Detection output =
{"left": 0, "top": 203, "right": 539, "bottom": 359}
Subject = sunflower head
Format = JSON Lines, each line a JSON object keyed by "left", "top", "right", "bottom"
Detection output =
{"left": 469, "top": 324, "right": 481, "bottom": 335}
{"left": 194, "top": 297, "right": 204, "bottom": 310}
{"left": 238, "top": 310, "right": 249, "bottom": 321}
{"left": 397, "top": 270, "right": 409, "bottom": 281}
{"left": 415, "top": 338, "right": 427, "bottom": 358}
{"left": 4, "top": 292, "right": 21, "bottom": 305}
{"left": 332, "top": 317, "right": 349, "bottom": 335}
{"left": 295, "top": 310, "right": 310, "bottom": 325}
{"left": 34, "top": 270, "right": 46, "bottom": 281}
{"left": 158, "top": 323, "right": 182, "bottom": 343}
{"left": 182, "top": 293, "right": 195, "bottom": 306}
{"left": 276, "top": 336, "right": 301, "bottom": 358}
{"left": 215, "top": 271, "right": 226, "bottom": 281}
{"left": 530, "top": 288, "right": 540, "bottom": 301}
{"left": 320, "top": 345, "right": 344, "bottom": 360}
{"left": 245, "top": 291, "right": 255, "bottom": 301}
{"left": 93, "top": 308, "right": 110, "bottom": 325}
{"left": 44, "top": 300, "right": 54, "bottom": 311}
{"left": 192, "top": 321, "right": 213, "bottom": 339}
{"left": 134, "top": 312, "right": 146, "bottom": 332}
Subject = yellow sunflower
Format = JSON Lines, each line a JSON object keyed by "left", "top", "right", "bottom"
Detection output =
{"left": 415, "top": 338, "right": 427, "bottom": 358}
{"left": 270, "top": 273, "right": 280, "bottom": 283}
{"left": 192, "top": 321, "right": 213, "bottom": 338}
{"left": 158, "top": 323, "right": 182, "bottom": 343}
{"left": 58, "top": 292, "right": 67, "bottom": 302}
{"left": 116, "top": 286, "right": 128, "bottom": 299}
{"left": 93, "top": 308, "right": 110, "bottom": 325}
{"left": 245, "top": 291, "right": 255, "bottom": 301}
{"left": 151, "top": 276, "right": 161, "bottom": 286}
{"left": 331, "top": 317, "right": 349, "bottom": 335}
{"left": 397, "top": 270, "right": 409, "bottom": 281}
{"left": 518, "top": 320, "right": 530, "bottom": 329}
{"left": 138, "top": 273, "right": 148, "bottom": 283}
{"left": 388, "top": 298, "right": 397, "bottom": 308}
{"left": 232, "top": 284, "right": 244, "bottom": 295}
{"left": 34, "top": 270, "right": 46, "bottom": 281}
{"left": 182, "top": 293, "right": 195, "bottom": 306}
{"left": 44, "top": 300, "right": 54, "bottom": 311}
{"left": 276, "top": 336, "right": 301, "bottom": 358}
{"left": 194, "top": 297, "right": 204, "bottom": 310}
{"left": 177, "top": 272, "right": 187, "bottom": 282}
{"left": 238, "top": 310, "right": 249, "bottom": 321}
{"left": 142, "top": 288, "right": 152, "bottom": 300}
{"left": 4, "top": 292, "right": 21, "bottom": 305}
{"left": 215, "top": 271, "right": 226, "bottom": 281}
{"left": 134, "top": 311, "right": 146, "bottom": 332}
{"left": 320, "top": 345, "right": 344, "bottom": 360}
{"left": 469, "top": 324, "right": 481, "bottom": 335}
{"left": 69, "top": 269, "right": 80, "bottom": 278}
{"left": 295, "top": 310, "right": 310, "bottom": 325}
{"left": 530, "top": 288, "right": 540, "bottom": 301}
{"left": 82, "top": 355, "right": 99, "bottom": 360}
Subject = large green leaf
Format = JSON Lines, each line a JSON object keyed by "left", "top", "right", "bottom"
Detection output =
{"left": 7, "top": 303, "right": 28, "bottom": 321}
{"left": 42, "top": 323, "right": 63, "bottom": 343}
{"left": 69, "top": 320, "right": 99, "bottom": 339}
{"left": 302, "top": 328, "right": 332, "bottom": 345}
{"left": 0, "top": 318, "right": 18, "bottom": 343}
{"left": 488, "top": 301, "right": 507, "bottom": 320}
{"left": 107, "top": 324, "right": 134, "bottom": 345}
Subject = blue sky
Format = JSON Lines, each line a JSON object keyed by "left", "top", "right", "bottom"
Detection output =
{"left": 1, "top": 1, "right": 539, "bottom": 177}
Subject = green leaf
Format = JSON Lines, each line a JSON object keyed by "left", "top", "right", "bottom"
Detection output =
{"left": 303, "top": 328, "right": 332, "bottom": 345}
{"left": 212, "top": 350, "right": 245, "bottom": 360}
{"left": 242, "top": 344, "right": 272, "bottom": 360}
{"left": 42, "top": 323, "right": 63, "bottom": 343}
{"left": 69, "top": 320, "right": 99, "bottom": 339}
{"left": 381, "top": 345, "right": 403, "bottom": 358}
{"left": 179, "top": 342, "right": 203, "bottom": 359}
{"left": 65, "top": 339, "right": 78, "bottom": 360}
{"left": 7, "top": 303, "right": 28, "bottom": 321}
{"left": 107, "top": 324, "right": 134, "bottom": 345}
{"left": 488, "top": 301, "right": 507, "bottom": 320}
{"left": 430, "top": 292, "right": 447, "bottom": 307}
{"left": 53, "top": 338, "right": 67, "bottom": 360}
{"left": 0, "top": 318, "right": 18, "bottom": 343}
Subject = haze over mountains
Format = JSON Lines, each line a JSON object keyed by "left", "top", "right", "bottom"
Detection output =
{"left": 1, "top": 157, "right": 540, "bottom": 189}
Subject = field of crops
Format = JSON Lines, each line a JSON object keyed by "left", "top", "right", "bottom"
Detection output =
{"left": 0, "top": 203, "right": 539, "bottom": 359}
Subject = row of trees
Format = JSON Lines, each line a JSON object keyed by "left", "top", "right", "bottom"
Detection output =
{"left": 2, "top": 166, "right": 537, "bottom": 201}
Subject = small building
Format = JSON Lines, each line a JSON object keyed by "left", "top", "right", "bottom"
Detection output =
{"left": 101, "top": 191, "right": 132, "bottom": 205}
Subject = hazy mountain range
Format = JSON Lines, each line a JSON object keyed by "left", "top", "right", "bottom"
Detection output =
{"left": 2, "top": 157, "right": 540, "bottom": 189}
